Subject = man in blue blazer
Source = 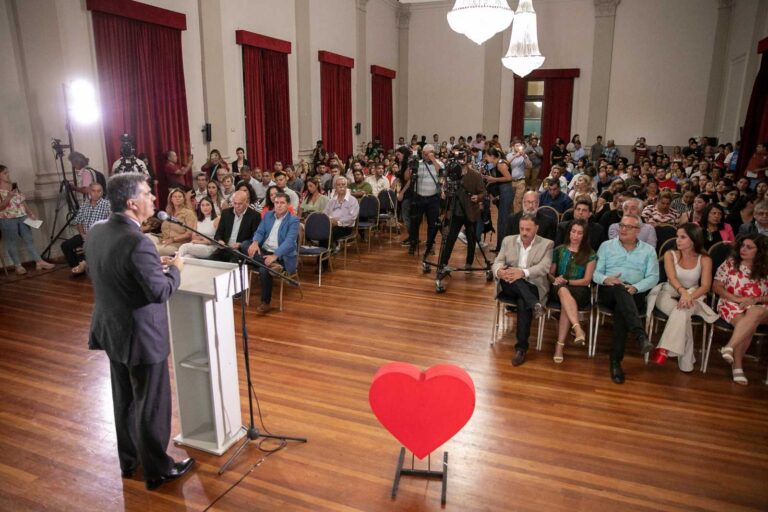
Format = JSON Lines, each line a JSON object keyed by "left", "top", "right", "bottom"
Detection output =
{"left": 85, "top": 173, "right": 194, "bottom": 490}
{"left": 243, "top": 192, "right": 299, "bottom": 314}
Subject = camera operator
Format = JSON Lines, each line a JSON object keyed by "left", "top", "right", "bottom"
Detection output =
{"left": 409, "top": 144, "right": 444, "bottom": 256}
{"left": 437, "top": 157, "right": 485, "bottom": 274}
{"left": 112, "top": 134, "right": 149, "bottom": 176}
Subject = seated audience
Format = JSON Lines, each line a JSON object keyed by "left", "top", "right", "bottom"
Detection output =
{"left": 348, "top": 169, "right": 373, "bottom": 199}
{"left": 299, "top": 177, "right": 329, "bottom": 218}
{"left": 243, "top": 193, "right": 300, "bottom": 315}
{"left": 738, "top": 200, "right": 768, "bottom": 235}
{"left": 539, "top": 178, "right": 573, "bottom": 214}
{"left": 548, "top": 219, "right": 596, "bottom": 363}
{"left": 700, "top": 202, "right": 735, "bottom": 250}
{"left": 492, "top": 214, "right": 554, "bottom": 367}
{"left": 646, "top": 224, "right": 717, "bottom": 372}
{"left": 608, "top": 198, "right": 657, "bottom": 247}
{"left": 177, "top": 197, "right": 220, "bottom": 259}
{"left": 713, "top": 234, "right": 768, "bottom": 385}
{"left": 320, "top": 176, "right": 360, "bottom": 248}
{"left": 594, "top": 214, "right": 658, "bottom": 384}
{"left": 211, "top": 191, "right": 261, "bottom": 262}
{"left": 506, "top": 190, "right": 556, "bottom": 241}
{"left": 61, "top": 182, "right": 111, "bottom": 276}
{"left": 273, "top": 171, "right": 300, "bottom": 207}
{"left": 148, "top": 188, "right": 196, "bottom": 256}
{"left": 206, "top": 180, "right": 225, "bottom": 214}
{"left": 555, "top": 198, "right": 604, "bottom": 251}
{"left": 193, "top": 173, "right": 208, "bottom": 203}
{"left": 641, "top": 190, "right": 680, "bottom": 226}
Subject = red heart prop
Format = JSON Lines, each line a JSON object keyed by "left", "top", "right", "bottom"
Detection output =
{"left": 369, "top": 362, "right": 475, "bottom": 459}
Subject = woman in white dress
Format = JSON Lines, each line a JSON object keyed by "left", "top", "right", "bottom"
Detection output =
{"left": 177, "top": 197, "right": 220, "bottom": 259}
{"left": 646, "top": 223, "right": 718, "bottom": 371}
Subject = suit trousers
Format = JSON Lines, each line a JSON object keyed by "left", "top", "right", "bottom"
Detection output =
{"left": 499, "top": 279, "right": 540, "bottom": 351}
{"left": 438, "top": 213, "right": 476, "bottom": 268}
{"left": 109, "top": 359, "right": 174, "bottom": 480}
{"left": 241, "top": 243, "right": 278, "bottom": 305}
{"left": 410, "top": 194, "right": 440, "bottom": 250}
{"left": 598, "top": 285, "right": 648, "bottom": 362}
{"left": 61, "top": 234, "right": 84, "bottom": 267}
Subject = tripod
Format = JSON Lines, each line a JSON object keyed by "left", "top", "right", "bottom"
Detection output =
{"left": 41, "top": 139, "right": 80, "bottom": 260}
{"left": 421, "top": 181, "right": 493, "bottom": 293}
{"left": 159, "top": 215, "right": 308, "bottom": 473}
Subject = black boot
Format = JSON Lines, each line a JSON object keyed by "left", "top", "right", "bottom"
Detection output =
{"left": 609, "top": 359, "right": 625, "bottom": 384}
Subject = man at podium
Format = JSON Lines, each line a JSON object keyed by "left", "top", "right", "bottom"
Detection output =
{"left": 84, "top": 173, "right": 195, "bottom": 490}
{"left": 244, "top": 192, "right": 299, "bottom": 314}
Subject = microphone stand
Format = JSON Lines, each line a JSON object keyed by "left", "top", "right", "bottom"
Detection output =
{"left": 162, "top": 216, "right": 307, "bottom": 474}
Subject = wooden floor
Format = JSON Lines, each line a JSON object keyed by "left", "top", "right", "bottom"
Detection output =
{"left": 1, "top": 234, "right": 767, "bottom": 512}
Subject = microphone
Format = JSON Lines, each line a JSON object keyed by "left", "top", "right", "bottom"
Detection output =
{"left": 157, "top": 211, "right": 183, "bottom": 224}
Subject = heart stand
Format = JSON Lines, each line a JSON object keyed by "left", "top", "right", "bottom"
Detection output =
{"left": 391, "top": 448, "right": 448, "bottom": 506}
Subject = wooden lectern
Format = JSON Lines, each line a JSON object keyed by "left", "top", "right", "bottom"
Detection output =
{"left": 167, "top": 259, "right": 248, "bottom": 455}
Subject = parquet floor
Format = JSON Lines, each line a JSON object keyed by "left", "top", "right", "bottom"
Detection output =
{"left": 1, "top": 233, "right": 767, "bottom": 511}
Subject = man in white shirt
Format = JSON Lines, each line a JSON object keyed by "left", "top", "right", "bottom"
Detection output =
{"left": 365, "top": 163, "right": 390, "bottom": 197}
{"left": 273, "top": 171, "right": 299, "bottom": 207}
{"left": 253, "top": 170, "right": 275, "bottom": 202}
{"left": 193, "top": 173, "right": 208, "bottom": 203}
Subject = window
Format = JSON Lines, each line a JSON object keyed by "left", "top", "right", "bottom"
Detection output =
{"left": 523, "top": 80, "right": 544, "bottom": 138}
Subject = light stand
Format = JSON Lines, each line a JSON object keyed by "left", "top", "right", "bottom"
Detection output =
{"left": 159, "top": 216, "right": 307, "bottom": 474}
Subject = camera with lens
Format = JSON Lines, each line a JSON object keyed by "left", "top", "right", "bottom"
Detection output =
{"left": 441, "top": 150, "right": 466, "bottom": 190}
{"left": 119, "top": 133, "right": 135, "bottom": 158}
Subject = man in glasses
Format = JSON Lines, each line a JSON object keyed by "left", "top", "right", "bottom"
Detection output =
{"left": 593, "top": 214, "right": 658, "bottom": 384}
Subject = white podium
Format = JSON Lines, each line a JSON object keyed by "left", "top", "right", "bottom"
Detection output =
{"left": 167, "top": 258, "right": 248, "bottom": 455}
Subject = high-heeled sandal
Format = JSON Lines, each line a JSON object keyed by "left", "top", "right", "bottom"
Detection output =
{"left": 570, "top": 324, "right": 586, "bottom": 346}
{"left": 732, "top": 368, "right": 748, "bottom": 386}
{"left": 553, "top": 341, "right": 565, "bottom": 364}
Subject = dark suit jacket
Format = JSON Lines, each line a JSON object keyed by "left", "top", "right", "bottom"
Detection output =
{"left": 85, "top": 213, "right": 181, "bottom": 366}
{"left": 506, "top": 210, "right": 556, "bottom": 242}
{"left": 555, "top": 220, "right": 605, "bottom": 252}
{"left": 214, "top": 207, "right": 261, "bottom": 244}
{"left": 457, "top": 169, "right": 485, "bottom": 222}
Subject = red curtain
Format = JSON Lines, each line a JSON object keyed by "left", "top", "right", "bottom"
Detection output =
{"left": 540, "top": 78, "right": 574, "bottom": 177}
{"left": 371, "top": 73, "right": 394, "bottom": 151}
{"left": 242, "top": 46, "right": 292, "bottom": 171}
{"left": 91, "top": 11, "right": 191, "bottom": 206}
{"left": 321, "top": 61, "right": 353, "bottom": 159}
{"left": 737, "top": 50, "right": 768, "bottom": 177}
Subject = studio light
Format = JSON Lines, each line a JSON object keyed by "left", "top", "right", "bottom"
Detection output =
{"left": 501, "top": 0, "right": 545, "bottom": 77}
{"left": 446, "top": 0, "right": 514, "bottom": 46}
{"left": 67, "top": 79, "right": 100, "bottom": 125}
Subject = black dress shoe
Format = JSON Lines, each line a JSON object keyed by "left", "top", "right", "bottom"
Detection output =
{"left": 512, "top": 350, "right": 527, "bottom": 367}
{"left": 145, "top": 458, "right": 195, "bottom": 491}
{"left": 610, "top": 360, "right": 625, "bottom": 384}
{"left": 121, "top": 466, "right": 137, "bottom": 478}
{"left": 637, "top": 332, "right": 653, "bottom": 355}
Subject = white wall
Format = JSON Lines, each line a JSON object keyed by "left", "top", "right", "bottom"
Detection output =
{"left": 606, "top": 0, "right": 719, "bottom": 146}
{"left": 218, "top": 0, "right": 298, "bottom": 163}
{"left": 309, "top": 0, "right": 358, "bottom": 150}
{"left": 407, "top": 2, "right": 485, "bottom": 139}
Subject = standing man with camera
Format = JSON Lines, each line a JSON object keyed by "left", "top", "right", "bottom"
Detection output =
{"left": 409, "top": 144, "right": 444, "bottom": 257}
{"left": 112, "top": 134, "right": 149, "bottom": 176}
{"left": 437, "top": 158, "right": 486, "bottom": 276}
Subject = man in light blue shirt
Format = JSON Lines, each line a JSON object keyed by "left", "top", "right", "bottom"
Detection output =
{"left": 593, "top": 214, "right": 658, "bottom": 384}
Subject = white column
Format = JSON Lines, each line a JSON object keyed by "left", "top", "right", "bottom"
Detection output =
{"left": 294, "top": 0, "right": 314, "bottom": 160}
{"left": 198, "top": 0, "right": 231, "bottom": 157}
{"left": 702, "top": 0, "right": 734, "bottom": 137}
{"left": 586, "top": 0, "right": 620, "bottom": 142}
{"left": 482, "top": 33, "right": 503, "bottom": 139}
{"left": 396, "top": 5, "right": 410, "bottom": 141}
{"left": 356, "top": 0, "right": 368, "bottom": 149}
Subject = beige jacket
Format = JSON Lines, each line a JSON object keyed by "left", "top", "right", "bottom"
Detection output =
{"left": 492, "top": 235, "right": 554, "bottom": 301}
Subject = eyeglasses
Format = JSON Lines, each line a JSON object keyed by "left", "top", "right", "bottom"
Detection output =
{"left": 618, "top": 223, "right": 640, "bottom": 230}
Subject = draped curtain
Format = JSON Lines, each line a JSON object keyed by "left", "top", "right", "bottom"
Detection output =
{"left": 91, "top": 11, "right": 191, "bottom": 206}
{"left": 737, "top": 45, "right": 768, "bottom": 177}
{"left": 371, "top": 66, "right": 395, "bottom": 151}
{"left": 242, "top": 44, "right": 292, "bottom": 170}
{"left": 510, "top": 69, "right": 579, "bottom": 178}
{"left": 321, "top": 59, "right": 353, "bottom": 159}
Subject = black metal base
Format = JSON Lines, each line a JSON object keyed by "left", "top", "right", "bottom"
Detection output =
{"left": 391, "top": 447, "right": 448, "bottom": 506}
{"left": 218, "top": 425, "right": 307, "bottom": 475}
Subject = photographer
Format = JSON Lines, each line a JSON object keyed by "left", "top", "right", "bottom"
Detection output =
{"left": 437, "top": 158, "right": 485, "bottom": 274}
{"left": 409, "top": 144, "right": 444, "bottom": 256}
{"left": 111, "top": 134, "right": 149, "bottom": 176}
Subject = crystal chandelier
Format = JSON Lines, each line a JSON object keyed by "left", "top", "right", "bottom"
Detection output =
{"left": 446, "top": 0, "right": 514, "bottom": 46}
{"left": 501, "top": 0, "right": 545, "bottom": 77}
